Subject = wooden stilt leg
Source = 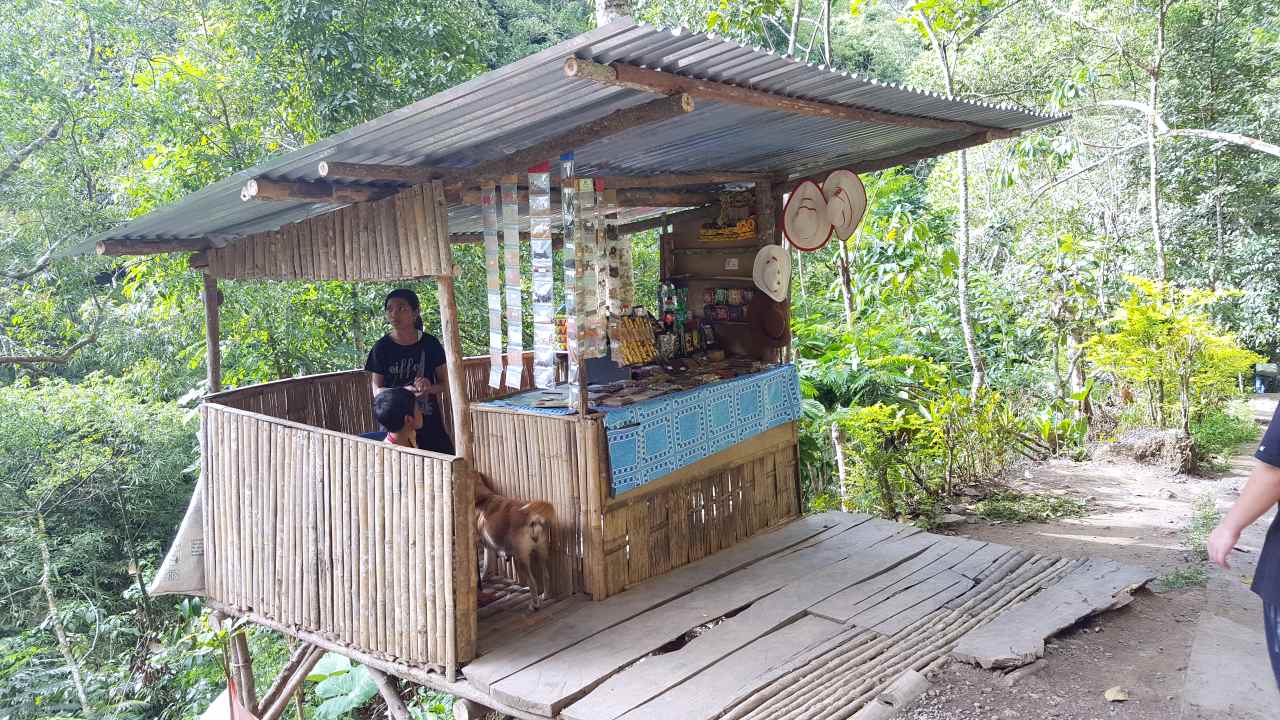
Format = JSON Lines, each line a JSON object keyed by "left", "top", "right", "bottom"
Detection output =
{"left": 258, "top": 643, "right": 321, "bottom": 715}
{"left": 229, "top": 630, "right": 257, "bottom": 712}
{"left": 260, "top": 645, "right": 324, "bottom": 720}
{"left": 452, "top": 697, "right": 494, "bottom": 720}
{"left": 366, "top": 667, "right": 411, "bottom": 720}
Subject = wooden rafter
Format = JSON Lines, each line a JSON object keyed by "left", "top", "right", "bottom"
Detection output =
{"left": 460, "top": 187, "right": 715, "bottom": 208}
{"left": 563, "top": 57, "right": 1017, "bottom": 139}
{"left": 241, "top": 177, "right": 395, "bottom": 204}
{"left": 96, "top": 237, "right": 211, "bottom": 256}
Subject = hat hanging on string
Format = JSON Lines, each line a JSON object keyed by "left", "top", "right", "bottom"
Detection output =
{"left": 822, "top": 170, "right": 867, "bottom": 240}
{"left": 748, "top": 292, "right": 789, "bottom": 349}
{"left": 752, "top": 245, "right": 791, "bottom": 303}
{"left": 782, "top": 180, "right": 832, "bottom": 252}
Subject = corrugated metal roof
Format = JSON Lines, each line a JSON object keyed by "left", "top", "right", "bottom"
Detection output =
{"left": 79, "top": 18, "right": 1066, "bottom": 253}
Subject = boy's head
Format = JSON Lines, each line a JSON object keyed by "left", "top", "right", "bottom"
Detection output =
{"left": 373, "top": 387, "right": 421, "bottom": 433}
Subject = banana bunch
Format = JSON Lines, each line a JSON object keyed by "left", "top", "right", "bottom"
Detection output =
{"left": 616, "top": 316, "right": 657, "bottom": 365}
{"left": 697, "top": 215, "right": 757, "bottom": 243}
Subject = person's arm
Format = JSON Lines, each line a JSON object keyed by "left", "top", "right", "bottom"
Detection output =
{"left": 1208, "top": 460, "right": 1280, "bottom": 568}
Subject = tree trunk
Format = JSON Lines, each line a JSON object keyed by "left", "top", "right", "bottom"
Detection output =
{"left": 831, "top": 423, "right": 849, "bottom": 510}
{"left": 36, "top": 513, "right": 91, "bottom": 713}
{"left": 919, "top": 11, "right": 986, "bottom": 394}
{"left": 787, "top": 0, "right": 803, "bottom": 55}
{"left": 822, "top": 0, "right": 832, "bottom": 65}
{"left": 957, "top": 149, "right": 987, "bottom": 393}
{"left": 836, "top": 240, "right": 855, "bottom": 329}
{"left": 1147, "top": 1, "right": 1167, "bottom": 281}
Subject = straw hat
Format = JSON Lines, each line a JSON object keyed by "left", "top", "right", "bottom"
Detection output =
{"left": 782, "top": 180, "right": 832, "bottom": 252}
{"left": 748, "top": 292, "right": 789, "bottom": 349}
{"left": 822, "top": 170, "right": 867, "bottom": 240}
{"left": 752, "top": 245, "right": 791, "bottom": 303}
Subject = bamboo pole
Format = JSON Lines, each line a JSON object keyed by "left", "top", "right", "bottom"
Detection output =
{"left": 201, "top": 273, "right": 222, "bottom": 393}
{"left": 366, "top": 667, "right": 411, "bottom": 720}
{"left": 435, "top": 274, "right": 472, "bottom": 459}
{"left": 258, "top": 644, "right": 324, "bottom": 720}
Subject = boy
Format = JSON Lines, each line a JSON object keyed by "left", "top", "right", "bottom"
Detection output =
{"left": 1208, "top": 400, "right": 1280, "bottom": 691}
{"left": 372, "top": 387, "right": 422, "bottom": 449}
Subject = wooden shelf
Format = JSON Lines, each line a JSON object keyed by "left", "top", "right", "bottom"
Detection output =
{"left": 666, "top": 274, "right": 754, "bottom": 282}
{"left": 672, "top": 245, "right": 759, "bottom": 255}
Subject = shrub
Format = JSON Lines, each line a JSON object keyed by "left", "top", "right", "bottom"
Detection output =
{"left": 1190, "top": 402, "right": 1260, "bottom": 465}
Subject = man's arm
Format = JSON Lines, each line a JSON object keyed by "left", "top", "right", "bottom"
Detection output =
{"left": 1208, "top": 460, "right": 1280, "bottom": 568}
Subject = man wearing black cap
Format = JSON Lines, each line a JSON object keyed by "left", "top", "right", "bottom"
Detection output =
{"left": 1208, "top": 401, "right": 1280, "bottom": 690}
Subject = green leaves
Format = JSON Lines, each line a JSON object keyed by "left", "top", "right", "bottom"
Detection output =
{"left": 307, "top": 654, "right": 379, "bottom": 720}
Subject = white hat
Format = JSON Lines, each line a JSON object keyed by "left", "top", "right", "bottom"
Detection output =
{"left": 783, "top": 179, "right": 832, "bottom": 252}
{"left": 822, "top": 170, "right": 867, "bottom": 240}
{"left": 753, "top": 245, "right": 791, "bottom": 303}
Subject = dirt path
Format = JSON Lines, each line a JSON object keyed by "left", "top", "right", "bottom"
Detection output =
{"left": 904, "top": 397, "right": 1277, "bottom": 720}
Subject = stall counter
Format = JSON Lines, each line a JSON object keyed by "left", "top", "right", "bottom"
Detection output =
{"left": 477, "top": 362, "right": 802, "bottom": 495}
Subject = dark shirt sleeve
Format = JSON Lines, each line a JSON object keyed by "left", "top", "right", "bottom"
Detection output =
{"left": 364, "top": 337, "right": 388, "bottom": 375}
{"left": 1256, "top": 402, "right": 1280, "bottom": 469}
{"left": 425, "top": 334, "right": 447, "bottom": 380}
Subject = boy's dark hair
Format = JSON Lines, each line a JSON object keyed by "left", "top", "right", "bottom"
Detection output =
{"left": 373, "top": 387, "right": 416, "bottom": 432}
{"left": 384, "top": 288, "right": 424, "bottom": 331}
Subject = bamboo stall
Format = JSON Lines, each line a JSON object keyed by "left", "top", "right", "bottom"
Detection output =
{"left": 87, "top": 18, "right": 1067, "bottom": 720}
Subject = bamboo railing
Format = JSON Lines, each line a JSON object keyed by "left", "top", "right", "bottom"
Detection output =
{"left": 201, "top": 388, "right": 476, "bottom": 673}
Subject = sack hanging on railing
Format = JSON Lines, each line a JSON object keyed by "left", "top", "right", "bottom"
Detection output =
{"left": 482, "top": 183, "right": 503, "bottom": 389}
{"left": 501, "top": 176, "right": 524, "bottom": 389}
{"left": 561, "top": 154, "right": 582, "bottom": 402}
{"left": 529, "top": 163, "right": 557, "bottom": 389}
{"left": 149, "top": 477, "right": 206, "bottom": 597}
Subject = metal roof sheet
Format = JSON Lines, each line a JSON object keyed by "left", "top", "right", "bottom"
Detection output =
{"left": 80, "top": 18, "right": 1066, "bottom": 253}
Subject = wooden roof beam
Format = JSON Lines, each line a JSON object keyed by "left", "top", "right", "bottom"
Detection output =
{"left": 316, "top": 161, "right": 446, "bottom": 184}
{"left": 240, "top": 177, "right": 395, "bottom": 204}
{"left": 97, "top": 237, "right": 212, "bottom": 256}
{"left": 564, "top": 57, "right": 1017, "bottom": 139}
{"left": 460, "top": 187, "right": 715, "bottom": 207}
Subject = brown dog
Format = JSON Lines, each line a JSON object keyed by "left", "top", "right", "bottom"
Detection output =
{"left": 475, "top": 492, "right": 554, "bottom": 611}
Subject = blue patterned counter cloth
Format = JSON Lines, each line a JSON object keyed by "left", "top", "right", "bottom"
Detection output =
{"left": 602, "top": 364, "right": 801, "bottom": 495}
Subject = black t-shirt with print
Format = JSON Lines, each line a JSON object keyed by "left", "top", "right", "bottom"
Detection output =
{"left": 1251, "top": 402, "right": 1280, "bottom": 603}
{"left": 364, "top": 333, "right": 453, "bottom": 454}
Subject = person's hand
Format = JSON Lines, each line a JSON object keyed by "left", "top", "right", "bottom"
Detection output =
{"left": 1207, "top": 522, "right": 1241, "bottom": 569}
{"left": 412, "top": 377, "right": 432, "bottom": 394}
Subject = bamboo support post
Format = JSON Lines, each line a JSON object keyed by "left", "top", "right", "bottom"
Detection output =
{"left": 202, "top": 273, "right": 222, "bottom": 393}
{"left": 258, "top": 643, "right": 323, "bottom": 715}
{"left": 366, "top": 667, "right": 412, "bottom": 720}
{"left": 259, "top": 644, "right": 324, "bottom": 720}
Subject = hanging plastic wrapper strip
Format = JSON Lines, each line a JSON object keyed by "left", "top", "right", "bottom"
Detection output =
{"left": 602, "top": 189, "right": 624, "bottom": 363}
{"left": 577, "top": 178, "right": 607, "bottom": 360}
{"left": 482, "top": 183, "right": 503, "bottom": 388}
{"left": 618, "top": 218, "right": 636, "bottom": 308}
{"left": 594, "top": 182, "right": 611, "bottom": 359}
{"left": 560, "top": 154, "right": 581, "bottom": 403}
{"left": 529, "top": 163, "right": 557, "bottom": 389}
{"left": 501, "top": 176, "right": 523, "bottom": 389}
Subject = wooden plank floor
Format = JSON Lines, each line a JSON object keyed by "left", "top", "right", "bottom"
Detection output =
{"left": 462, "top": 511, "right": 1150, "bottom": 720}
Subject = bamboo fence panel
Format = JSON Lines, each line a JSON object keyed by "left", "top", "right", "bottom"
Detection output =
{"left": 207, "top": 185, "right": 454, "bottom": 281}
{"left": 595, "top": 425, "right": 801, "bottom": 598}
{"left": 469, "top": 407, "right": 584, "bottom": 599}
{"left": 200, "top": 400, "right": 468, "bottom": 670}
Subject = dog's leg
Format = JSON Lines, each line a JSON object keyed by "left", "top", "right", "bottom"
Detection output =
{"left": 515, "top": 556, "right": 539, "bottom": 611}
{"left": 532, "top": 550, "right": 549, "bottom": 603}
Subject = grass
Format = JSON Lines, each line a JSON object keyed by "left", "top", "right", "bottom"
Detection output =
{"left": 1155, "top": 492, "right": 1223, "bottom": 592}
{"left": 1186, "top": 492, "right": 1222, "bottom": 562}
{"left": 973, "top": 490, "right": 1087, "bottom": 523}
{"left": 1156, "top": 564, "right": 1209, "bottom": 590}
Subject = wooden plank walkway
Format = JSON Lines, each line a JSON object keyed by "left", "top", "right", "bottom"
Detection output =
{"left": 461, "top": 511, "right": 1151, "bottom": 720}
